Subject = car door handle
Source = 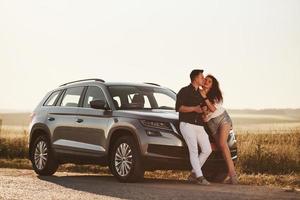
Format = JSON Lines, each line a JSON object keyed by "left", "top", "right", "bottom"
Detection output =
{"left": 76, "top": 118, "right": 84, "bottom": 123}
{"left": 47, "top": 117, "right": 55, "bottom": 121}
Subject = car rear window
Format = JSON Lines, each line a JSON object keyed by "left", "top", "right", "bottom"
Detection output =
{"left": 43, "top": 90, "right": 61, "bottom": 106}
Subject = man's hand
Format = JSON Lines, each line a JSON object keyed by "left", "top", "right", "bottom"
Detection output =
{"left": 202, "top": 105, "right": 210, "bottom": 115}
{"left": 193, "top": 105, "right": 203, "bottom": 113}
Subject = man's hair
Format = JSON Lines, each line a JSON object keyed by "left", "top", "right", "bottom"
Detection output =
{"left": 190, "top": 69, "right": 204, "bottom": 82}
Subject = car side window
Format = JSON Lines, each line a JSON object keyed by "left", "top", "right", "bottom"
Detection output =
{"left": 60, "top": 87, "right": 84, "bottom": 107}
{"left": 44, "top": 90, "right": 60, "bottom": 106}
{"left": 83, "top": 86, "right": 106, "bottom": 108}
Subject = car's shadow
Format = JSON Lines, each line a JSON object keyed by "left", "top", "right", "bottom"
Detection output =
{"left": 38, "top": 174, "right": 192, "bottom": 200}
{"left": 36, "top": 173, "right": 300, "bottom": 200}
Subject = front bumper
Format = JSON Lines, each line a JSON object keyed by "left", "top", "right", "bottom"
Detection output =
{"left": 143, "top": 144, "right": 237, "bottom": 170}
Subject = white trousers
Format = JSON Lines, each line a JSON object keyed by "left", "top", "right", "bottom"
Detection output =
{"left": 180, "top": 122, "right": 212, "bottom": 178}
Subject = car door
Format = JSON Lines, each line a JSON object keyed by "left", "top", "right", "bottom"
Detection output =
{"left": 50, "top": 86, "right": 84, "bottom": 154}
{"left": 75, "top": 85, "right": 113, "bottom": 157}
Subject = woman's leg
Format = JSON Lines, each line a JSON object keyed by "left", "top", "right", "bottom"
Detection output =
{"left": 214, "top": 123, "right": 236, "bottom": 177}
{"left": 219, "top": 124, "right": 236, "bottom": 176}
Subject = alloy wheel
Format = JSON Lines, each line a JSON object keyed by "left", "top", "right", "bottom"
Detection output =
{"left": 114, "top": 143, "right": 133, "bottom": 177}
{"left": 34, "top": 140, "right": 48, "bottom": 170}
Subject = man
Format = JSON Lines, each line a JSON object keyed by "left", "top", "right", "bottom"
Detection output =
{"left": 175, "top": 69, "right": 212, "bottom": 185}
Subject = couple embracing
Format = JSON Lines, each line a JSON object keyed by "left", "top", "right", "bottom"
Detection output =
{"left": 175, "top": 69, "right": 238, "bottom": 185}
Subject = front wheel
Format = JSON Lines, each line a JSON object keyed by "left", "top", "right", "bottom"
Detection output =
{"left": 109, "top": 136, "right": 144, "bottom": 182}
{"left": 30, "top": 135, "right": 58, "bottom": 176}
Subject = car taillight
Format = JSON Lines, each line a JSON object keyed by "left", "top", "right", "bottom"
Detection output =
{"left": 30, "top": 113, "right": 36, "bottom": 123}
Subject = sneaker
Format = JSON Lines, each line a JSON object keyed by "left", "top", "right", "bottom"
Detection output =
{"left": 187, "top": 172, "right": 197, "bottom": 182}
{"left": 195, "top": 176, "right": 210, "bottom": 185}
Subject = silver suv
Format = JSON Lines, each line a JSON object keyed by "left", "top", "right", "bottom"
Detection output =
{"left": 29, "top": 79, "right": 237, "bottom": 182}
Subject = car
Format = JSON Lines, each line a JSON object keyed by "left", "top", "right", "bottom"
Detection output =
{"left": 28, "top": 78, "right": 237, "bottom": 182}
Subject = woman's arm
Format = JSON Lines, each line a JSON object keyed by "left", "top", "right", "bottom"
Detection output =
{"left": 200, "top": 90, "right": 217, "bottom": 112}
{"left": 204, "top": 98, "right": 217, "bottom": 112}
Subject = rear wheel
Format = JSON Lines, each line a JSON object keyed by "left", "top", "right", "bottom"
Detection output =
{"left": 109, "top": 136, "right": 144, "bottom": 182}
{"left": 30, "top": 135, "right": 58, "bottom": 176}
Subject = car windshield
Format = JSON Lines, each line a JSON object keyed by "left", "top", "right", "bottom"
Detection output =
{"left": 107, "top": 85, "right": 176, "bottom": 110}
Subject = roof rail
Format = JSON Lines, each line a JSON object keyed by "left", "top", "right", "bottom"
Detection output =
{"left": 60, "top": 78, "right": 105, "bottom": 87}
{"left": 144, "top": 82, "right": 161, "bottom": 87}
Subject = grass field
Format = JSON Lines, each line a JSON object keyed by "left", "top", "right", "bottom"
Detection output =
{"left": 0, "top": 110, "right": 300, "bottom": 188}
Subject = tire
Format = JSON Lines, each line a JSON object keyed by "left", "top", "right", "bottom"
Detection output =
{"left": 109, "top": 136, "right": 144, "bottom": 182}
{"left": 30, "top": 135, "right": 58, "bottom": 176}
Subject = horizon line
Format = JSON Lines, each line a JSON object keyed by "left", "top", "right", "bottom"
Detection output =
{"left": 1, "top": 107, "right": 300, "bottom": 113}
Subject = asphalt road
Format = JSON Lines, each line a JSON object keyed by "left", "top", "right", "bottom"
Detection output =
{"left": 0, "top": 168, "right": 299, "bottom": 200}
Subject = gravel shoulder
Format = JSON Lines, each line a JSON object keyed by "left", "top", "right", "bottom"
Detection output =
{"left": 0, "top": 168, "right": 299, "bottom": 200}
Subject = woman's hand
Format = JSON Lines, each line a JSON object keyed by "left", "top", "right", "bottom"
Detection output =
{"left": 200, "top": 106, "right": 209, "bottom": 122}
{"left": 202, "top": 106, "right": 210, "bottom": 115}
{"left": 202, "top": 114, "right": 209, "bottom": 122}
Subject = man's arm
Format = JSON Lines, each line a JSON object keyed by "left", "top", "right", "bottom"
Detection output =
{"left": 178, "top": 105, "right": 203, "bottom": 113}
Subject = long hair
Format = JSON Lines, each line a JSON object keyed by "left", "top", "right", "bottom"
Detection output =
{"left": 206, "top": 75, "right": 223, "bottom": 104}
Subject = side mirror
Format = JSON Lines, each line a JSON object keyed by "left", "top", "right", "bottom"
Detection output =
{"left": 90, "top": 99, "right": 108, "bottom": 110}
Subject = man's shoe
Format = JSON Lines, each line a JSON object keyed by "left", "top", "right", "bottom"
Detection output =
{"left": 195, "top": 176, "right": 210, "bottom": 185}
{"left": 187, "top": 172, "right": 197, "bottom": 182}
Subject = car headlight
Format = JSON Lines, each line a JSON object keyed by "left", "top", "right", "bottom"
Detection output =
{"left": 140, "top": 119, "right": 173, "bottom": 132}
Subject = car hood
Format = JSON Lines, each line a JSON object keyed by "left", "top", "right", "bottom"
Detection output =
{"left": 113, "top": 109, "right": 179, "bottom": 122}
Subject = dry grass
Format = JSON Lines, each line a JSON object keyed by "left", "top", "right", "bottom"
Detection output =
{"left": 236, "top": 130, "right": 300, "bottom": 174}
{"left": 0, "top": 128, "right": 28, "bottom": 159}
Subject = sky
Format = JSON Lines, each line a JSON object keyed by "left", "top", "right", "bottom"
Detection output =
{"left": 0, "top": 0, "right": 299, "bottom": 112}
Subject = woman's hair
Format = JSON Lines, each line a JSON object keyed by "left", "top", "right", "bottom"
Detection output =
{"left": 206, "top": 75, "right": 223, "bottom": 103}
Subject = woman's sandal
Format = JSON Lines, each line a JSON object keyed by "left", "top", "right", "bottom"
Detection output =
{"left": 224, "top": 174, "right": 238, "bottom": 185}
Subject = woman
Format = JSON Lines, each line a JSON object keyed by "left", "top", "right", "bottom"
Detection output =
{"left": 200, "top": 74, "right": 238, "bottom": 184}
